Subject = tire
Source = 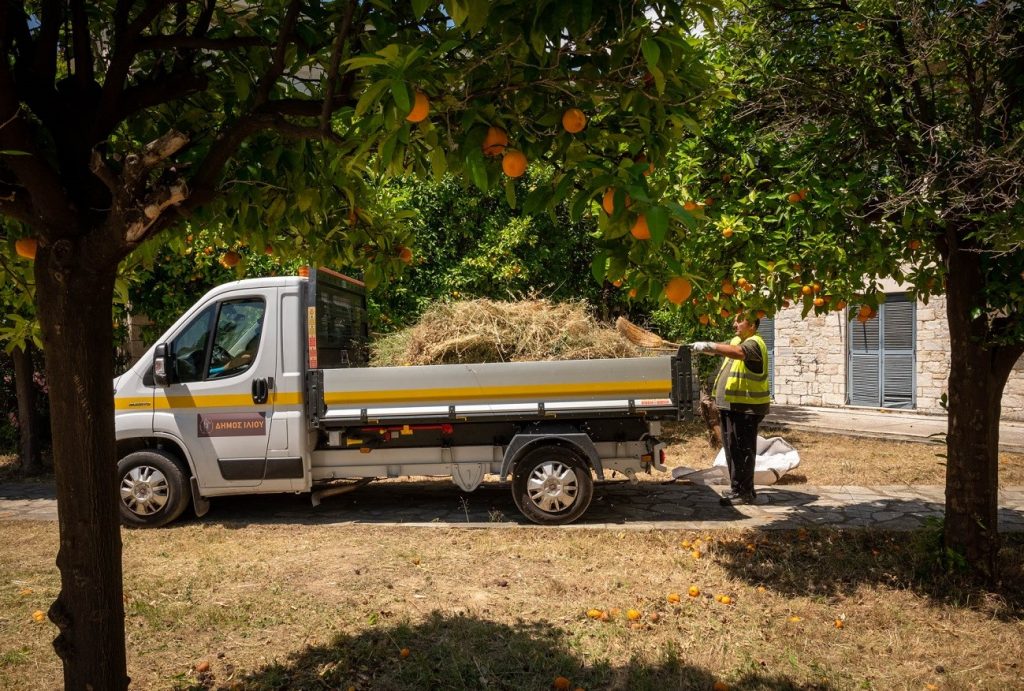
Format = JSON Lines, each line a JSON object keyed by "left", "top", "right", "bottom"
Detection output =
{"left": 117, "top": 449, "right": 191, "bottom": 528}
{"left": 511, "top": 445, "right": 594, "bottom": 525}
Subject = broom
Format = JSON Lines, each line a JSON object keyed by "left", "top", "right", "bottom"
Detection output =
{"left": 615, "top": 316, "right": 681, "bottom": 349}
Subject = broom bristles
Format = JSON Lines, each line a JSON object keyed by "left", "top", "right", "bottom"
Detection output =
{"left": 615, "top": 317, "right": 679, "bottom": 349}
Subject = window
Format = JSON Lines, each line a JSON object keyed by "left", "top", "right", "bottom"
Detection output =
{"left": 848, "top": 293, "right": 915, "bottom": 408}
{"left": 207, "top": 299, "right": 265, "bottom": 379}
{"left": 170, "top": 306, "right": 214, "bottom": 383}
{"left": 168, "top": 298, "right": 265, "bottom": 383}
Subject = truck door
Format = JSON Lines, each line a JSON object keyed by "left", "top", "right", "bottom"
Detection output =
{"left": 154, "top": 289, "right": 278, "bottom": 488}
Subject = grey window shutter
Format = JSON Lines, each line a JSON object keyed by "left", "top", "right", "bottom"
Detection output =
{"left": 881, "top": 295, "right": 915, "bottom": 408}
{"left": 847, "top": 293, "right": 915, "bottom": 408}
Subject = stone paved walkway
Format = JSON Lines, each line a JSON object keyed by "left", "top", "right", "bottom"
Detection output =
{"left": 3, "top": 480, "right": 1023, "bottom": 531}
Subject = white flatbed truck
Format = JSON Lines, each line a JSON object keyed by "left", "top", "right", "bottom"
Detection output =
{"left": 113, "top": 267, "right": 695, "bottom": 526}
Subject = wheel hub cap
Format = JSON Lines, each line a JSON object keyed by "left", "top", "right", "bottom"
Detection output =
{"left": 120, "top": 465, "right": 170, "bottom": 516}
{"left": 526, "top": 461, "right": 579, "bottom": 513}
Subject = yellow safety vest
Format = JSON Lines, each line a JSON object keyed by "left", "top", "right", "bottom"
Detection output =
{"left": 714, "top": 334, "right": 770, "bottom": 406}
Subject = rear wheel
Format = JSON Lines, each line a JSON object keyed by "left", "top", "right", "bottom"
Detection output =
{"left": 512, "top": 446, "right": 593, "bottom": 525}
{"left": 117, "top": 450, "right": 191, "bottom": 528}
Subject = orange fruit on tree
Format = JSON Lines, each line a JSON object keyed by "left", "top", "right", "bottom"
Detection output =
{"left": 801, "top": 284, "right": 813, "bottom": 296}
{"left": 561, "top": 107, "right": 587, "bottom": 134}
{"left": 628, "top": 287, "right": 638, "bottom": 298}
{"left": 482, "top": 126, "right": 508, "bottom": 156}
{"left": 683, "top": 200, "right": 699, "bottom": 212}
{"left": 813, "top": 297, "right": 825, "bottom": 307}
{"left": 502, "top": 149, "right": 528, "bottom": 178}
{"left": 220, "top": 250, "right": 241, "bottom": 268}
{"left": 908, "top": 239, "right": 922, "bottom": 250}
{"left": 14, "top": 237, "right": 37, "bottom": 260}
{"left": 704, "top": 197, "right": 714, "bottom": 207}
{"left": 398, "top": 246, "right": 413, "bottom": 264}
{"left": 664, "top": 277, "right": 692, "bottom": 305}
{"left": 787, "top": 192, "right": 802, "bottom": 203}
{"left": 602, "top": 188, "right": 617, "bottom": 214}
{"left": 722, "top": 226, "right": 734, "bottom": 238}
{"left": 721, "top": 279, "right": 736, "bottom": 295}
{"left": 812, "top": 282, "right": 821, "bottom": 293}
{"left": 857, "top": 304, "right": 873, "bottom": 318}
{"left": 698, "top": 314, "right": 710, "bottom": 326}
{"left": 264, "top": 243, "right": 274, "bottom": 255}
{"left": 405, "top": 91, "right": 430, "bottom": 123}
{"left": 756, "top": 310, "right": 767, "bottom": 320}
{"left": 630, "top": 215, "right": 651, "bottom": 240}
{"left": 719, "top": 308, "right": 730, "bottom": 319}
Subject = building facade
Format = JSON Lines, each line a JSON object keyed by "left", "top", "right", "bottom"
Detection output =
{"left": 764, "top": 283, "right": 1024, "bottom": 420}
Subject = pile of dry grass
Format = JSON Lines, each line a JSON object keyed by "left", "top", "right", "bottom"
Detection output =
{"left": 371, "top": 298, "right": 642, "bottom": 366}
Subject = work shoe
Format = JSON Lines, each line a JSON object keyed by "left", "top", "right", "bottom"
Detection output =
{"left": 719, "top": 491, "right": 757, "bottom": 507}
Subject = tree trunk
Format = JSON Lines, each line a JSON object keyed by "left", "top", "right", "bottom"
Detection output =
{"left": 11, "top": 344, "right": 42, "bottom": 476}
{"left": 35, "top": 245, "right": 129, "bottom": 690}
{"left": 943, "top": 239, "right": 1023, "bottom": 580}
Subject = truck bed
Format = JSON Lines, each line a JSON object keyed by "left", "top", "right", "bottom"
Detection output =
{"left": 312, "top": 355, "right": 685, "bottom": 426}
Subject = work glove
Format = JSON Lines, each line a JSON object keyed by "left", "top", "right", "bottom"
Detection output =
{"left": 691, "top": 341, "right": 717, "bottom": 354}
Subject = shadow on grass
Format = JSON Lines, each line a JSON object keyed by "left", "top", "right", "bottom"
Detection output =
{"left": 711, "top": 525, "right": 1024, "bottom": 622}
{"left": 178, "top": 611, "right": 835, "bottom": 691}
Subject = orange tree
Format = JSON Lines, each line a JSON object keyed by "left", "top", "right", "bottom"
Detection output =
{"left": 0, "top": 1, "right": 714, "bottom": 687}
{"left": 602, "top": 1, "right": 1024, "bottom": 578}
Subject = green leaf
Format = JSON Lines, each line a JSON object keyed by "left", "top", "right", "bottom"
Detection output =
{"left": 390, "top": 79, "right": 411, "bottom": 114}
{"left": 641, "top": 39, "right": 661, "bottom": 72}
{"left": 504, "top": 178, "right": 517, "bottom": 209}
{"left": 591, "top": 252, "right": 609, "bottom": 284}
{"left": 356, "top": 79, "right": 392, "bottom": 117}
{"left": 429, "top": 147, "right": 447, "bottom": 179}
{"left": 411, "top": 0, "right": 432, "bottom": 20}
{"left": 646, "top": 206, "right": 669, "bottom": 245}
{"left": 466, "top": 151, "right": 488, "bottom": 193}
{"left": 233, "top": 71, "right": 250, "bottom": 102}
{"left": 343, "top": 55, "right": 390, "bottom": 72}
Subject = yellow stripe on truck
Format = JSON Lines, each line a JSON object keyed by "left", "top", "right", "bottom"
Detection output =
{"left": 323, "top": 380, "right": 672, "bottom": 405}
{"left": 114, "top": 391, "right": 303, "bottom": 410}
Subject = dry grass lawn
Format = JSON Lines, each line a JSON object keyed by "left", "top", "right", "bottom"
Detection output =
{"left": 2, "top": 522, "right": 1023, "bottom": 690}
{"left": 3, "top": 427, "right": 1024, "bottom": 690}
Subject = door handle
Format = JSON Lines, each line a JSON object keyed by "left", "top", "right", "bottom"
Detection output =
{"left": 252, "top": 378, "right": 269, "bottom": 404}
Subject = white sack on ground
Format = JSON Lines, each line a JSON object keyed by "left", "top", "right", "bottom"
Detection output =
{"left": 671, "top": 436, "right": 800, "bottom": 486}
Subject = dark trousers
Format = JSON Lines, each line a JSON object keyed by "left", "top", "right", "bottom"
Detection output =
{"left": 720, "top": 409, "right": 764, "bottom": 497}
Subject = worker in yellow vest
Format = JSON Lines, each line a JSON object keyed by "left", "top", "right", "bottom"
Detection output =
{"left": 692, "top": 312, "right": 771, "bottom": 506}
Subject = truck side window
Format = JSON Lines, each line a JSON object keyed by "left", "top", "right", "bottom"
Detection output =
{"left": 207, "top": 298, "right": 265, "bottom": 379}
{"left": 170, "top": 306, "right": 215, "bottom": 384}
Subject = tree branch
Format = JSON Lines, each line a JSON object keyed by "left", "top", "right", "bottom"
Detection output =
{"left": 0, "top": 183, "right": 36, "bottom": 226}
{"left": 253, "top": 0, "right": 303, "bottom": 106}
{"left": 70, "top": 0, "right": 96, "bottom": 87}
{"left": 32, "top": 0, "right": 63, "bottom": 87}
{"left": 115, "top": 71, "right": 209, "bottom": 122}
{"left": 321, "top": 0, "right": 360, "bottom": 132}
{"left": 136, "top": 35, "right": 269, "bottom": 51}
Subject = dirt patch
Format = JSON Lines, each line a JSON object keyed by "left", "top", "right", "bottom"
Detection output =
{"left": 2, "top": 522, "right": 1023, "bottom": 690}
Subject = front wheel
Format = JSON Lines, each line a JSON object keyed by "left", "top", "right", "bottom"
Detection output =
{"left": 511, "top": 446, "right": 593, "bottom": 525}
{"left": 117, "top": 450, "right": 191, "bottom": 528}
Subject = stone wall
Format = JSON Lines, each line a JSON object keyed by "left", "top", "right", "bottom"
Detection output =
{"left": 769, "top": 293, "right": 1024, "bottom": 420}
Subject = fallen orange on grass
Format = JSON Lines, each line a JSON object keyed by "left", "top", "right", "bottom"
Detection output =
{"left": 553, "top": 676, "right": 571, "bottom": 690}
{"left": 626, "top": 609, "right": 641, "bottom": 621}
{"left": 586, "top": 608, "right": 603, "bottom": 619}
{"left": 32, "top": 610, "right": 45, "bottom": 622}
{"left": 688, "top": 585, "right": 700, "bottom": 597}
{"left": 667, "top": 593, "right": 681, "bottom": 603}
{"left": 400, "top": 647, "right": 410, "bottom": 658}
{"left": 713, "top": 681, "right": 730, "bottom": 691}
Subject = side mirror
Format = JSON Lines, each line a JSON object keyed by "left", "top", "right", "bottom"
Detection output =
{"left": 153, "top": 343, "right": 172, "bottom": 387}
